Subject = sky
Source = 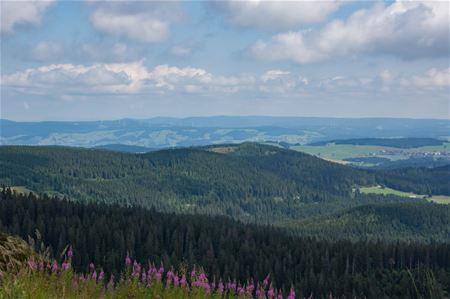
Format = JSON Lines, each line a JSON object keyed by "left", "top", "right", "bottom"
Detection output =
{"left": 0, "top": 0, "right": 449, "bottom": 121}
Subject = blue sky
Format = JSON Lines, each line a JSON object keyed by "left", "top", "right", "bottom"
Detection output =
{"left": 1, "top": 0, "right": 449, "bottom": 121}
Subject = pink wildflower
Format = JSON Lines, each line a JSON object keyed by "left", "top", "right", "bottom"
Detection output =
{"left": 277, "top": 290, "right": 283, "bottom": 299}
{"left": 62, "top": 261, "right": 70, "bottom": 270}
{"left": 218, "top": 280, "right": 224, "bottom": 295}
{"left": 180, "top": 274, "right": 187, "bottom": 287}
{"left": 166, "top": 270, "right": 174, "bottom": 286}
{"left": 263, "top": 274, "right": 270, "bottom": 287}
{"left": 27, "top": 259, "right": 37, "bottom": 270}
{"left": 51, "top": 261, "right": 58, "bottom": 273}
{"left": 125, "top": 254, "right": 131, "bottom": 267}
{"left": 246, "top": 282, "right": 255, "bottom": 295}
{"left": 287, "top": 287, "right": 296, "bottom": 299}
{"left": 237, "top": 286, "right": 245, "bottom": 296}
{"left": 98, "top": 270, "right": 105, "bottom": 281}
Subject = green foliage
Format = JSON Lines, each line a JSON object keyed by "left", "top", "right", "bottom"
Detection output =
{"left": 375, "top": 165, "right": 450, "bottom": 195}
{"left": 1, "top": 190, "right": 449, "bottom": 298}
{"left": 2, "top": 143, "right": 444, "bottom": 225}
{"left": 0, "top": 267, "right": 251, "bottom": 299}
{"left": 292, "top": 202, "right": 450, "bottom": 242}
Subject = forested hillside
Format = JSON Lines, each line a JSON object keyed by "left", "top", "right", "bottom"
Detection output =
{"left": 1, "top": 190, "right": 449, "bottom": 298}
{"left": 292, "top": 202, "right": 450, "bottom": 242}
{"left": 375, "top": 165, "right": 450, "bottom": 195}
{"left": 1, "top": 143, "right": 448, "bottom": 225}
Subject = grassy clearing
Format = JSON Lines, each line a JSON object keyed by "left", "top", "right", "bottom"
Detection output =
{"left": 11, "top": 186, "right": 35, "bottom": 195}
{"left": 427, "top": 195, "right": 450, "bottom": 204}
{"left": 357, "top": 186, "right": 450, "bottom": 204}
{"left": 292, "top": 144, "right": 385, "bottom": 161}
{"left": 292, "top": 142, "right": 450, "bottom": 165}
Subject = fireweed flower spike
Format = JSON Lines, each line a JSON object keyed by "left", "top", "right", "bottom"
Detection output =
{"left": 125, "top": 254, "right": 131, "bottom": 267}
{"left": 62, "top": 260, "right": 70, "bottom": 270}
{"left": 51, "top": 261, "right": 58, "bottom": 273}
{"left": 180, "top": 274, "right": 187, "bottom": 287}
{"left": 287, "top": 287, "right": 296, "bottom": 299}
{"left": 267, "top": 285, "right": 275, "bottom": 298}
{"left": 27, "top": 259, "right": 37, "bottom": 270}
{"left": 263, "top": 274, "right": 270, "bottom": 287}
{"left": 217, "top": 279, "right": 224, "bottom": 295}
{"left": 92, "top": 270, "right": 97, "bottom": 281}
{"left": 98, "top": 270, "right": 105, "bottom": 281}
{"left": 277, "top": 290, "right": 283, "bottom": 299}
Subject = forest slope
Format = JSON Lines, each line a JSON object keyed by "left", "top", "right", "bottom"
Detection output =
{"left": 0, "top": 143, "right": 448, "bottom": 224}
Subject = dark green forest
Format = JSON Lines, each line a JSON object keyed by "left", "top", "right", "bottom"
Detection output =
{"left": 375, "top": 165, "right": 450, "bottom": 196}
{"left": 1, "top": 144, "right": 448, "bottom": 226}
{"left": 1, "top": 189, "right": 449, "bottom": 299}
{"left": 291, "top": 202, "right": 450, "bottom": 242}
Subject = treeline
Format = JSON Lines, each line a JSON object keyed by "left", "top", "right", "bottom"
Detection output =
{"left": 1, "top": 189, "right": 449, "bottom": 298}
{"left": 375, "top": 165, "right": 450, "bottom": 196}
{"left": 292, "top": 202, "right": 450, "bottom": 242}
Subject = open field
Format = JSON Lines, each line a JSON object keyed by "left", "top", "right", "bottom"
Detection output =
{"left": 10, "top": 186, "right": 34, "bottom": 195}
{"left": 358, "top": 186, "right": 450, "bottom": 204}
{"left": 292, "top": 143, "right": 450, "bottom": 167}
{"left": 292, "top": 144, "right": 385, "bottom": 161}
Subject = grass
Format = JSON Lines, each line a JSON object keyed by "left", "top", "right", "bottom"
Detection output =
{"left": 292, "top": 142, "right": 450, "bottom": 165}
{"left": 10, "top": 186, "right": 35, "bottom": 195}
{"left": 292, "top": 144, "right": 385, "bottom": 161}
{"left": 357, "top": 186, "right": 450, "bottom": 204}
{"left": 427, "top": 195, "right": 450, "bottom": 204}
{"left": 0, "top": 234, "right": 295, "bottom": 299}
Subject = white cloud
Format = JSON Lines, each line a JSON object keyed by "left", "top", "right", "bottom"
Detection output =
{"left": 1, "top": 0, "right": 54, "bottom": 33}
{"left": 213, "top": 0, "right": 344, "bottom": 30}
{"left": 89, "top": 2, "right": 183, "bottom": 43}
{"left": 149, "top": 65, "right": 213, "bottom": 90}
{"left": 401, "top": 68, "right": 450, "bottom": 89}
{"left": 3, "top": 61, "right": 446, "bottom": 99}
{"left": 261, "top": 70, "right": 290, "bottom": 82}
{"left": 251, "top": 1, "right": 449, "bottom": 64}
{"left": 1, "top": 60, "right": 150, "bottom": 94}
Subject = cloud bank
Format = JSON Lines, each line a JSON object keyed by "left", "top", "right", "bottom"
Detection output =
{"left": 1, "top": 0, "right": 54, "bottom": 33}
{"left": 251, "top": 1, "right": 449, "bottom": 63}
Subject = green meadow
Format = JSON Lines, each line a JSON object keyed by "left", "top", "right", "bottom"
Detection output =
{"left": 357, "top": 186, "right": 450, "bottom": 204}
{"left": 292, "top": 142, "right": 450, "bottom": 166}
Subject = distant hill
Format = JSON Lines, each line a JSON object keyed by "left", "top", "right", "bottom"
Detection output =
{"left": 94, "top": 144, "right": 155, "bottom": 153}
{"left": 1, "top": 117, "right": 449, "bottom": 148}
{"left": 309, "top": 137, "right": 445, "bottom": 148}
